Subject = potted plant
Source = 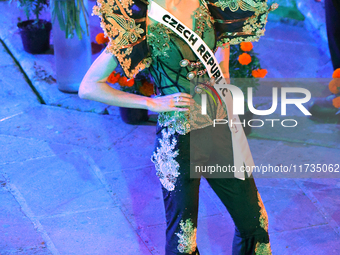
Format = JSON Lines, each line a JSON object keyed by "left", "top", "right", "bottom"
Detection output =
{"left": 11, "top": 0, "right": 51, "bottom": 54}
{"left": 50, "top": 0, "right": 91, "bottom": 93}
{"left": 51, "top": 0, "right": 89, "bottom": 40}
{"left": 229, "top": 42, "right": 268, "bottom": 135}
{"left": 106, "top": 63, "right": 155, "bottom": 124}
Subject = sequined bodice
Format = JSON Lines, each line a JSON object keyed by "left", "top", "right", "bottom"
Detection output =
{"left": 146, "top": 1, "right": 216, "bottom": 96}
{"left": 146, "top": 0, "right": 228, "bottom": 133}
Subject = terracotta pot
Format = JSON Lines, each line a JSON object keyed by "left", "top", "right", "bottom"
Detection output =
{"left": 17, "top": 20, "right": 52, "bottom": 54}
{"left": 119, "top": 107, "right": 149, "bottom": 124}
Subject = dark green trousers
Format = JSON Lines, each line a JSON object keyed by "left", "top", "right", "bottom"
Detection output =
{"left": 152, "top": 123, "right": 272, "bottom": 255}
{"left": 326, "top": 0, "right": 340, "bottom": 70}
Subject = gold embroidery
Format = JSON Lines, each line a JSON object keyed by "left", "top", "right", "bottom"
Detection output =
{"left": 92, "top": 0, "right": 144, "bottom": 49}
{"left": 216, "top": 99, "right": 228, "bottom": 120}
{"left": 175, "top": 219, "right": 197, "bottom": 254}
{"left": 190, "top": 100, "right": 218, "bottom": 130}
{"left": 157, "top": 97, "right": 224, "bottom": 135}
{"left": 212, "top": 0, "right": 261, "bottom": 12}
{"left": 93, "top": 0, "right": 151, "bottom": 78}
{"left": 216, "top": 3, "right": 278, "bottom": 47}
{"left": 158, "top": 111, "right": 191, "bottom": 135}
{"left": 147, "top": 2, "right": 214, "bottom": 59}
{"left": 107, "top": 15, "right": 144, "bottom": 47}
{"left": 119, "top": 0, "right": 134, "bottom": 15}
{"left": 147, "top": 23, "right": 171, "bottom": 58}
{"left": 120, "top": 35, "right": 146, "bottom": 49}
{"left": 255, "top": 242, "right": 272, "bottom": 255}
{"left": 257, "top": 191, "right": 269, "bottom": 232}
{"left": 215, "top": 0, "right": 278, "bottom": 47}
{"left": 194, "top": 5, "right": 215, "bottom": 37}
{"left": 215, "top": 17, "right": 249, "bottom": 24}
{"left": 125, "top": 57, "right": 152, "bottom": 79}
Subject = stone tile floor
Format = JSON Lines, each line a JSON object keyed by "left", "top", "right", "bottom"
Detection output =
{"left": 0, "top": 2, "right": 339, "bottom": 255}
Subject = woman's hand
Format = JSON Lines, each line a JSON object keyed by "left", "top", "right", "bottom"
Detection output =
{"left": 147, "top": 92, "right": 195, "bottom": 112}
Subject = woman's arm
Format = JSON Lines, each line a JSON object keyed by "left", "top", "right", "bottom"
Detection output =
{"left": 215, "top": 44, "right": 230, "bottom": 83}
{"left": 78, "top": 48, "right": 192, "bottom": 112}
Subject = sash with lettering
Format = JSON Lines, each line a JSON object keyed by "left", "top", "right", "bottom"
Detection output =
{"left": 148, "top": 0, "right": 254, "bottom": 180}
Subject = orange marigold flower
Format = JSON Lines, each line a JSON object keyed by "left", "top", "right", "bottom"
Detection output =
{"left": 240, "top": 42, "right": 253, "bottom": 52}
{"left": 139, "top": 80, "right": 154, "bottom": 97}
{"left": 95, "top": 33, "right": 109, "bottom": 45}
{"left": 118, "top": 76, "right": 135, "bottom": 87}
{"left": 332, "top": 96, "right": 340, "bottom": 108}
{"left": 107, "top": 71, "right": 121, "bottom": 84}
{"left": 238, "top": 53, "right": 252, "bottom": 65}
{"left": 328, "top": 79, "right": 340, "bottom": 94}
{"left": 332, "top": 68, "right": 340, "bottom": 78}
{"left": 252, "top": 69, "right": 268, "bottom": 78}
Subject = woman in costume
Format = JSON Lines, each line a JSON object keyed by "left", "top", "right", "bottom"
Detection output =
{"left": 79, "top": 0, "right": 278, "bottom": 254}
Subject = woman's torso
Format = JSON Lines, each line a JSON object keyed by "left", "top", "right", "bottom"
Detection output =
{"left": 146, "top": 0, "right": 216, "bottom": 96}
{"left": 145, "top": 0, "right": 228, "bottom": 133}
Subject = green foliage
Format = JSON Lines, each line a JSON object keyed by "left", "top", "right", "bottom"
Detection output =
{"left": 12, "top": 0, "right": 90, "bottom": 39}
{"left": 230, "top": 45, "right": 261, "bottom": 78}
{"left": 229, "top": 44, "right": 266, "bottom": 111}
{"left": 10, "top": 0, "right": 48, "bottom": 24}
{"left": 229, "top": 44, "right": 263, "bottom": 98}
{"left": 51, "top": 0, "right": 89, "bottom": 40}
